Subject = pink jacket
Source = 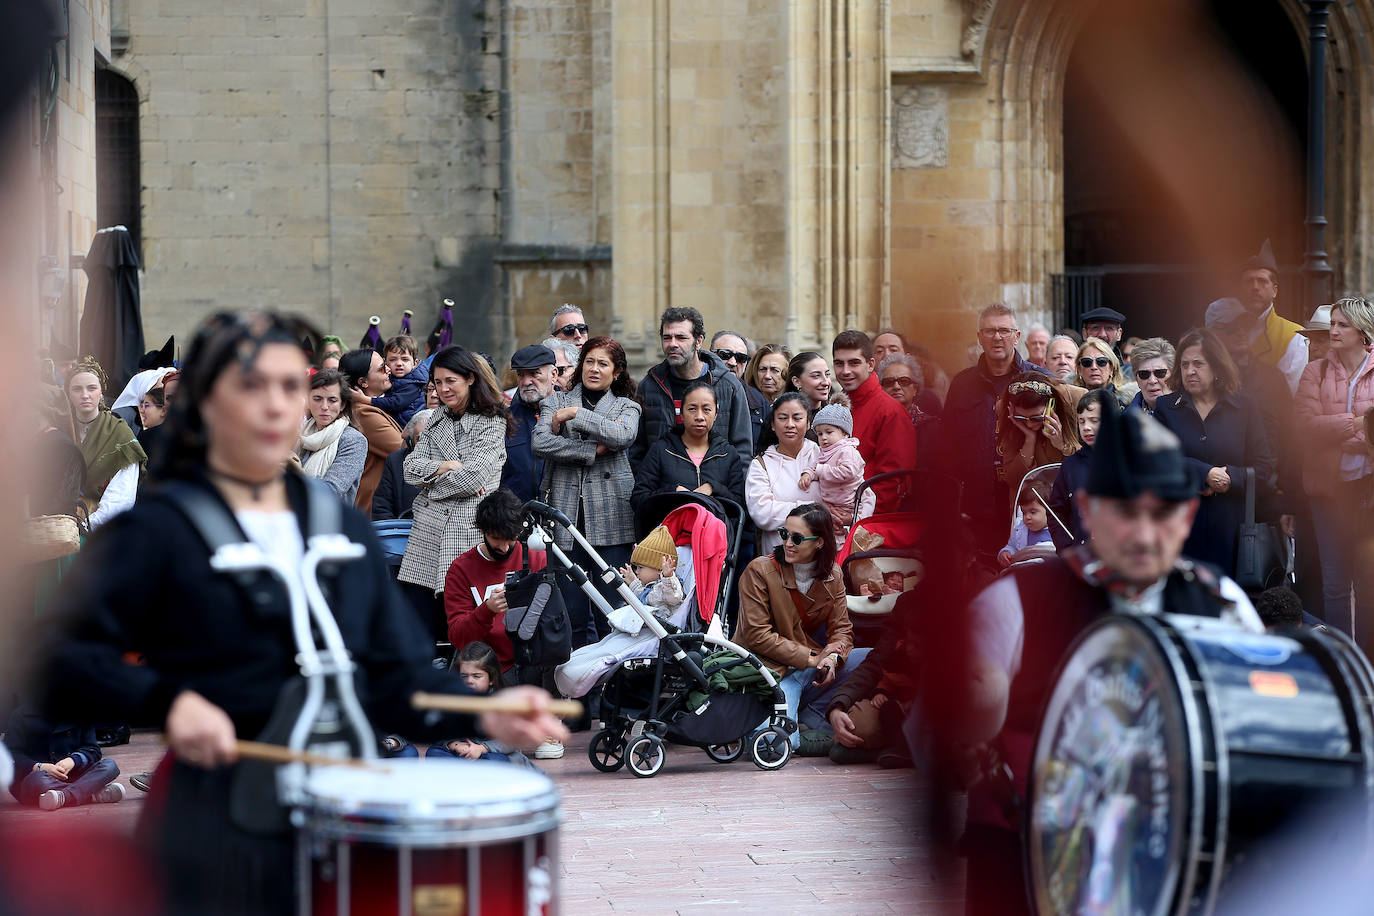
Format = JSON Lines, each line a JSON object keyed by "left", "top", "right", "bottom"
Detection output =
{"left": 808, "top": 437, "right": 866, "bottom": 513}
{"left": 1294, "top": 350, "right": 1374, "bottom": 496}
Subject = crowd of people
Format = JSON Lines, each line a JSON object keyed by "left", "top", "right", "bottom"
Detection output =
{"left": 16, "top": 244, "right": 1374, "bottom": 813}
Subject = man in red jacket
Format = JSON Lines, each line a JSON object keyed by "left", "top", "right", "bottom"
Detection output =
{"left": 832, "top": 330, "right": 918, "bottom": 514}
{"left": 444, "top": 489, "right": 546, "bottom": 673}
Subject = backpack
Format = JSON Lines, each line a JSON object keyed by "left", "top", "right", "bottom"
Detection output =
{"left": 503, "top": 552, "right": 572, "bottom": 668}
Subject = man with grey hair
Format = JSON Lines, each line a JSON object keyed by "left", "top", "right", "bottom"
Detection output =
{"left": 939, "top": 303, "right": 1049, "bottom": 566}
{"left": 1024, "top": 324, "right": 1050, "bottom": 368}
{"left": 540, "top": 336, "right": 579, "bottom": 392}
{"left": 502, "top": 344, "right": 558, "bottom": 503}
{"left": 548, "top": 303, "right": 589, "bottom": 349}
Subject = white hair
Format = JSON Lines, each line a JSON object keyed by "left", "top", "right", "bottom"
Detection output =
{"left": 540, "top": 337, "right": 580, "bottom": 364}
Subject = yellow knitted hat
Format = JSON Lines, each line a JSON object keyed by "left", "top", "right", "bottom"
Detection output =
{"left": 631, "top": 525, "right": 677, "bottom": 570}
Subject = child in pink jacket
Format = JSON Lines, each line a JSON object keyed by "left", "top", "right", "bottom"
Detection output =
{"left": 799, "top": 402, "right": 870, "bottom": 537}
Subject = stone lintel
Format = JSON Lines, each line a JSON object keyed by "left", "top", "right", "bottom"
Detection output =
{"left": 493, "top": 243, "right": 612, "bottom": 264}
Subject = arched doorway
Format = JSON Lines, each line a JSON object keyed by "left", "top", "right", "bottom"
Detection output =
{"left": 1059, "top": 0, "right": 1309, "bottom": 341}
{"left": 95, "top": 67, "right": 141, "bottom": 253}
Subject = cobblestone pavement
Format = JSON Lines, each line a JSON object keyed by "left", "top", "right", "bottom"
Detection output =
{"left": 0, "top": 730, "right": 964, "bottom": 914}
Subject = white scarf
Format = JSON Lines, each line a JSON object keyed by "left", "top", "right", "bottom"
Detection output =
{"left": 299, "top": 416, "right": 350, "bottom": 478}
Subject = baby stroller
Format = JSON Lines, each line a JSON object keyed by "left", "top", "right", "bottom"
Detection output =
{"left": 523, "top": 498, "right": 795, "bottom": 777}
{"left": 998, "top": 462, "right": 1061, "bottom": 575}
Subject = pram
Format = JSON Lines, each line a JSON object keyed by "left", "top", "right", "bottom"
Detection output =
{"left": 998, "top": 462, "right": 1061, "bottom": 574}
{"left": 523, "top": 498, "right": 795, "bottom": 777}
{"left": 839, "top": 469, "right": 955, "bottom": 646}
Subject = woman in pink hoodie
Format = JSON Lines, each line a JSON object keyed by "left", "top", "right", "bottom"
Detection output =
{"left": 1294, "top": 296, "right": 1374, "bottom": 641}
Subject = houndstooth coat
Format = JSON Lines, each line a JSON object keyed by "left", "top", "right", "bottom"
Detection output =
{"left": 532, "top": 386, "right": 641, "bottom": 549}
{"left": 397, "top": 407, "right": 507, "bottom": 594}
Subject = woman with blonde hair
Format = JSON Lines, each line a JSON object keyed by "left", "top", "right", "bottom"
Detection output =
{"left": 1073, "top": 337, "right": 1133, "bottom": 408}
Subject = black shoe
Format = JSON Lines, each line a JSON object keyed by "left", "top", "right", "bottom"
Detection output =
{"left": 129, "top": 772, "right": 154, "bottom": 793}
{"left": 828, "top": 744, "right": 880, "bottom": 765}
{"left": 95, "top": 725, "right": 131, "bottom": 747}
{"left": 797, "top": 728, "right": 835, "bottom": 757}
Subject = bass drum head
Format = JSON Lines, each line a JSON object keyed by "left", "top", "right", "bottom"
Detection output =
{"left": 1026, "top": 615, "right": 1212, "bottom": 916}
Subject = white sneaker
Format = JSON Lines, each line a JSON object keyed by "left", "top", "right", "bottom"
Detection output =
{"left": 38, "top": 789, "right": 66, "bottom": 811}
{"left": 92, "top": 783, "right": 126, "bottom": 804}
{"left": 534, "top": 739, "right": 565, "bottom": 759}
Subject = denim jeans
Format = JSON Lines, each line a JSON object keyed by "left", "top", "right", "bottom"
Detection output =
{"left": 777, "top": 647, "right": 872, "bottom": 748}
{"left": 1311, "top": 484, "right": 1374, "bottom": 644}
{"left": 424, "top": 743, "right": 510, "bottom": 764}
{"left": 16, "top": 757, "right": 119, "bottom": 807}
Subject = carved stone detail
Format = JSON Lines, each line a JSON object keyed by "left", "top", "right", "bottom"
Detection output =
{"left": 892, "top": 85, "right": 948, "bottom": 169}
{"left": 961, "top": 0, "right": 997, "bottom": 61}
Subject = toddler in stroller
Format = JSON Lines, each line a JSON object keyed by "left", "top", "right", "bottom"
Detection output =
{"left": 525, "top": 496, "right": 797, "bottom": 776}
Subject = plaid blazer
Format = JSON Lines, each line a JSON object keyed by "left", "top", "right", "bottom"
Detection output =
{"left": 532, "top": 387, "right": 641, "bottom": 549}
{"left": 397, "top": 408, "right": 507, "bottom": 594}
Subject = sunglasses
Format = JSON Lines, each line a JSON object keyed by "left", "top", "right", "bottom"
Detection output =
{"left": 556, "top": 323, "right": 589, "bottom": 337}
{"left": 1078, "top": 356, "right": 1112, "bottom": 368}
{"left": 715, "top": 349, "right": 748, "bottom": 364}
{"left": 775, "top": 529, "right": 821, "bottom": 546}
{"left": 881, "top": 376, "right": 916, "bottom": 389}
{"left": 1010, "top": 413, "right": 1047, "bottom": 424}
{"left": 1136, "top": 368, "right": 1169, "bottom": 380}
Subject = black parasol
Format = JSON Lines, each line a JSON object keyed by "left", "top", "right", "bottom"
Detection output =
{"left": 79, "top": 226, "right": 144, "bottom": 394}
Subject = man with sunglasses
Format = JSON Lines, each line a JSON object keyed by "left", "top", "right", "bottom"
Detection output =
{"left": 548, "top": 303, "right": 590, "bottom": 349}
{"left": 713, "top": 329, "right": 767, "bottom": 449}
{"left": 630, "top": 307, "right": 753, "bottom": 465}
{"left": 954, "top": 402, "right": 1262, "bottom": 916}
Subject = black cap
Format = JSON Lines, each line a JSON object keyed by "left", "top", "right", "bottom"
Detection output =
{"left": 138, "top": 335, "right": 176, "bottom": 371}
{"left": 1086, "top": 398, "right": 1198, "bottom": 502}
{"left": 1080, "top": 307, "right": 1126, "bottom": 325}
{"left": 1243, "top": 238, "right": 1278, "bottom": 274}
{"left": 510, "top": 344, "right": 556, "bottom": 371}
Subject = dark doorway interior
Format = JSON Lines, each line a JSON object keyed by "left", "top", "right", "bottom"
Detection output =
{"left": 95, "top": 68, "right": 140, "bottom": 255}
{"left": 1060, "top": 0, "right": 1308, "bottom": 339}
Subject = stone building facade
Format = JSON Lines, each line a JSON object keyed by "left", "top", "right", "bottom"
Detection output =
{"left": 82, "top": 0, "right": 1374, "bottom": 373}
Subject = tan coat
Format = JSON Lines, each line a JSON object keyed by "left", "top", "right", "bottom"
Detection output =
{"left": 733, "top": 554, "right": 854, "bottom": 675}
{"left": 353, "top": 403, "right": 403, "bottom": 515}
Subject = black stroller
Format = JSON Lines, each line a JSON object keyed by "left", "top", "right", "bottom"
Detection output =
{"left": 523, "top": 496, "right": 796, "bottom": 777}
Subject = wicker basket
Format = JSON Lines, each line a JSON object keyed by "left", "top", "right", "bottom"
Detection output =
{"left": 21, "top": 514, "right": 82, "bottom": 564}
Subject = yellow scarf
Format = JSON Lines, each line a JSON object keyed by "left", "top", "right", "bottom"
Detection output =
{"left": 1250, "top": 307, "right": 1303, "bottom": 367}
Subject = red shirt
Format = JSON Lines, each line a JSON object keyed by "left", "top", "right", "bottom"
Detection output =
{"left": 443, "top": 543, "right": 547, "bottom": 669}
{"left": 848, "top": 371, "right": 918, "bottom": 512}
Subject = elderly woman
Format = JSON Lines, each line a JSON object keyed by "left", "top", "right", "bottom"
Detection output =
{"left": 65, "top": 356, "right": 147, "bottom": 528}
{"left": 746, "top": 392, "right": 821, "bottom": 556}
{"left": 878, "top": 352, "right": 939, "bottom": 458}
{"left": 734, "top": 503, "right": 870, "bottom": 755}
{"left": 533, "top": 335, "right": 642, "bottom": 645}
{"left": 1155, "top": 327, "right": 1276, "bottom": 578}
{"left": 744, "top": 343, "right": 790, "bottom": 426}
{"left": 1073, "top": 337, "right": 1133, "bottom": 408}
{"left": 787, "top": 351, "right": 832, "bottom": 414}
{"left": 372, "top": 408, "right": 432, "bottom": 521}
{"left": 1295, "top": 296, "right": 1374, "bottom": 638}
{"left": 297, "top": 369, "right": 367, "bottom": 504}
{"left": 993, "top": 373, "right": 1082, "bottom": 514}
{"left": 398, "top": 346, "right": 509, "bottom": 637}
{"left": 38, "top": 312, "right": 562, "bottom": 915}
{"left": 1126, "top": 337, "right": 1175, "bottom": 414}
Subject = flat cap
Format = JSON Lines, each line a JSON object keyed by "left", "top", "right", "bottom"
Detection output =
{"left": 1080, "top": 307, "right": 1126, "bottom": 325}
{"left": 510, "top": 344, "right": 556, "bottom": 370}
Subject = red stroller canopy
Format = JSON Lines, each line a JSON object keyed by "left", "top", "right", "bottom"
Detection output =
{"left": 658, "top": 503, "right": 727, "bottom": 623}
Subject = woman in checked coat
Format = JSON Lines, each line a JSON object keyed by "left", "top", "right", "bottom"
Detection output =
{"left": 533, "top": 336, "right": 642, "bottom": 646}
{"left": 398, "top": 346, "right": 509, "bottom": 638}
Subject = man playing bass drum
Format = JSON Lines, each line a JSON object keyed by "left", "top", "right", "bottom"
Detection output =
{"left": 955, "top": 400, "right": 1262, "bottom": 916}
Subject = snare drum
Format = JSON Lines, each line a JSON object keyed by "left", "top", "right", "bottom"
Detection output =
{"left": 1027, "top": 614, "right": 1374, "bottom": 915}
{"left": 299, "top": 759, "right": 561, "bottom": 916}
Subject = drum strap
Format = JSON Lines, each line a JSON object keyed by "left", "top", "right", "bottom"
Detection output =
{"left": 161, "top": 475, "right": 342, "bottom": 553}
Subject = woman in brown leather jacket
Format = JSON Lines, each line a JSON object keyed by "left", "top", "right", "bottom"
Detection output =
{"left": 734, "top": 502, "right": 870, "bottom": 754}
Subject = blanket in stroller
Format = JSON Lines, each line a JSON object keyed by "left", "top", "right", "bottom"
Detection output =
{"left": 685, "top": 649, "right": 775, "bottom": 712}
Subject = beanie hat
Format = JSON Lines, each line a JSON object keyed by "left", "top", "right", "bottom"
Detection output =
{"left": 632, "top": 525, "right": 678, "bottom": 570}
{"left": 812, "top": 403, "right": 853, "bottom": 436}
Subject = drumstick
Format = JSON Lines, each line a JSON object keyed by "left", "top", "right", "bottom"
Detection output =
{"left": 411, "top": 691, "right": 584, "bottom": 719}
{"left": 235, "top": 740, "right": 388, "bottom": 771}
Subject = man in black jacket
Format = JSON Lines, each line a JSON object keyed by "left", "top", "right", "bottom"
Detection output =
{"left": 630, "top": 307, "right": 753, "bottom": 465}
{"left": 937, "top": 304, "right": 1048, "bottom": 564}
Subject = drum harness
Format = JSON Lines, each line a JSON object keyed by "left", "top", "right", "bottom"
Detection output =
{"left": 165, "top": 478, "right": 379, "bottom": 827}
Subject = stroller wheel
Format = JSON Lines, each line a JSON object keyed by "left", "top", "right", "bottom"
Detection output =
{"left": 749, "top": 727, "right": 792, "bottom": 771}
{"left": 588, "top": 729, "right": 627, "bottom": 773}
{"left": 704, "top": 741, "right": 744, "bottom": 764}
{"left": 626, "top": 734, "right": 666, "bottom": 778}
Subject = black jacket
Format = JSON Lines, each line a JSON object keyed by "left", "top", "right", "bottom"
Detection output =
{"left": 630, "top": 430, "right": 746, "bottom": 511}
{"left": 371, "top": 445, "right": 420, "bottom": 521}
{"left": 1047, "top": 445, "right": 1091, "bottom": 550}
{"left": 5, "top": 706, "right": 103, "bottom": 799}
{"left": 40, "top": 471, "right": 477, "bottom": 741}
{"left": 630, "top": 349, "right": 754, "bottom": 466}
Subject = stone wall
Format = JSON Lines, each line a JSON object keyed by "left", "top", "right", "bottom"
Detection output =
{"left": 117, "top": 0, "right": 506, "bottom": 357}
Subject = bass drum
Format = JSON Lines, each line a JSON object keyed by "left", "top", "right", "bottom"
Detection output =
{"left": 1026, "top": 614, "right": 1374, "bottom": 915}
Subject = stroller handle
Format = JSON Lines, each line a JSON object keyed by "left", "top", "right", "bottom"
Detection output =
{"left": 522, "top": 500, "right": 572, "bottom": 528}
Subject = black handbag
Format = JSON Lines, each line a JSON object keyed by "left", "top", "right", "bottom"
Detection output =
{"left": 1234, "top": 467, "right": 1284, "bottom": 592}
{"left": 503, "top": 555, "right": 572, "bottom": 668}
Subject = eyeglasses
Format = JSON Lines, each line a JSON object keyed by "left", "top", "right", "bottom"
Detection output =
{"left": 881, "top": 376, "right": 916, "bottom": 389}
{"left": 775, "top": 529, "right": 821, "bottom": 546}
{"left": 1078, "top": 357, "right": 1112, "bottom": 368}
{"left": 1136, "top": 368, "right": 1169, "bottom": 380}
{"left": 715, "top": 349, "right": 748, "bottom": 364}
{"left": 556, "top": 323, "right": 589, "bottom": 337}
{"left": 139, "top": 401, "right": 160, "bottom": 410}
{"left": 553, "top": 365, "right": 571, "bottom": 377}
{"left": 979, "top": 328, "right": 1018, "bottom": 339}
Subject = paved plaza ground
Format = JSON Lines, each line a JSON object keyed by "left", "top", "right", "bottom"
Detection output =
{"left": 0, "top": 729, "right": 964, "bottom": 914}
